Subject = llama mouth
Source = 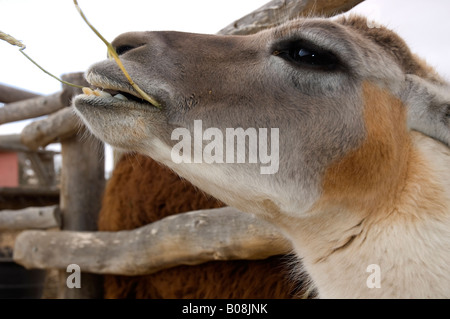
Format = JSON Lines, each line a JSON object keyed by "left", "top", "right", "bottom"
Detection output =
{"left": 82, "top": 87, "right": 146, "bottom": 104}
{"left": 80, "top": 72, "right": 161, "bottom": 109}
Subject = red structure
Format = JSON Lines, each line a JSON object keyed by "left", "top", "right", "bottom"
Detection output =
{"left": 0, "top": 152, "right": 19, "bottom": 187}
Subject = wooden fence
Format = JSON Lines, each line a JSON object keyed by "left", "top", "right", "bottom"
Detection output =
{"left": 0, "top": 73, "right": 105, "bottom": 298}
{"left": 0, "top": 0, "right": 364, "bottom": 299}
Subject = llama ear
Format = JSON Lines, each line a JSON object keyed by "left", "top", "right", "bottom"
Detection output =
{"left": 403, "top": 74, "right": 450, "bottom": 147}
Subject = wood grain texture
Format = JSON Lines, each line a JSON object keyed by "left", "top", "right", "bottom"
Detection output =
{"left": 14, "top": 207, "right": 291, "bottom": 275}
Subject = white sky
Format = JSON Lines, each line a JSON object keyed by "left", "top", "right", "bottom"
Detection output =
{"left": 1, "top": 0, "right": 450, "bottom": 170}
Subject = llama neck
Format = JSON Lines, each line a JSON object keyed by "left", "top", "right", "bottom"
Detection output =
{"left": 285, "top": 132, "right": 450, "bottom": 298}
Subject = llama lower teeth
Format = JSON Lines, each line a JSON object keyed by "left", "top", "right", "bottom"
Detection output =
{"left": 82, "top": 87, "right": 112, "bottom": 98}
{"left": 82, "top": 87, "right": 129, "bottom": 101}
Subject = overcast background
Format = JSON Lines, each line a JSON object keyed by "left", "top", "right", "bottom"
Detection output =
{"left": 1, "top": 0, "right": 449, "bottom": 170}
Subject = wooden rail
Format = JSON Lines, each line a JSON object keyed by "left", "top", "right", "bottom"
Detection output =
{"left": 0, "top": 206, "right": 60, "bottom": 230}
{"left": 14, "top": 207, "right": 291, "bottom": 275}
{"left": 218, "top": 0, "right": 364, "bottom": 35}
{"left": 0, "top": 83, "right": 41, "bottom": 104}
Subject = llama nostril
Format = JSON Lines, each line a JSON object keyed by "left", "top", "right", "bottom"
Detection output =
{"left": 115, "top": 45, "right": 136, "bottom": 56}
{"left": 115, "top": 44, "right": 144, "bottom": 56}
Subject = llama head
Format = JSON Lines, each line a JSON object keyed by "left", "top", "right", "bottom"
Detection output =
{"left": 74, "top": 15, "right": 450, "bottom": 224}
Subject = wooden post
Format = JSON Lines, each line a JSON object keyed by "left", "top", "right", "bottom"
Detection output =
{"left": 58, "top": 132, "right": 105, "bottom": 299}
{"left": 57, "top": 73, "right": 105, "bottom": 299}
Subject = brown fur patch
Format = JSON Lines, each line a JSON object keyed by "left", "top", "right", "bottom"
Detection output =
{"left": 99, "top": 153, "right": 303, "bottom": 299}
{"left": 320, "top": 81, "right": 411, "bottom": 214}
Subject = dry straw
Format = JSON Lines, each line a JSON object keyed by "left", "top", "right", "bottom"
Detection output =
{"left": 73, "top": 0, "right": 161, "bottom": 108}
{"left": 0, "top": 31, "right": 84, "bottom": 89}
{"left": 1, "top": 1, "right": 161, "bottom": 109}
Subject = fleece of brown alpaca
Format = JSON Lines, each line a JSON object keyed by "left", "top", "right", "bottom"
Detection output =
{"left": 98, "top": 153, "right": 301, "bottom": 299}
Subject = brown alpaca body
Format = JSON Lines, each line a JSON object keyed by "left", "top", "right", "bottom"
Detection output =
{"left": 98, "top": 153, "right": 300, "bottom": 299}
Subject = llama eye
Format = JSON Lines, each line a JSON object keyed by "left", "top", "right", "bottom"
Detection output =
{"left": 275, "top": 44, "right": 339, "bottom": 70}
